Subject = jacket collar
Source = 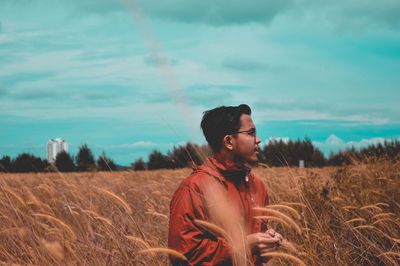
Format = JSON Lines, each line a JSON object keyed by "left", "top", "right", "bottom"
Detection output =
{"left": 195, "top": 156, "right": 252, "bottom": 185}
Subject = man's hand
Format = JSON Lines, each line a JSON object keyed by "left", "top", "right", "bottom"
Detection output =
{"left": 246, "top": 231, "right": 281, "bottom": 255}
{"left": 247, "top": 229, "right": 284, "bottom": 264}
{"left": 265, "top": 228, "right": 283, "bottom": 246}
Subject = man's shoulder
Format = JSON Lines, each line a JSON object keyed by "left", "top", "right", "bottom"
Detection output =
{"left": 170, "top": 165, "right": 221, "bottom": 204}
{"left": 249, "top": 171, "right": 262, "bottom": 182}
{"left": 248, "top": 171, "right": 267, "bottom": 193}
{"left": 179, "top": 165, "right": 219, "bottom": 188}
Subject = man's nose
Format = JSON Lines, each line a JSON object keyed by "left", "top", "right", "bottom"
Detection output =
{"left": 255, "top": 135, "right": 261, "bottom": 145}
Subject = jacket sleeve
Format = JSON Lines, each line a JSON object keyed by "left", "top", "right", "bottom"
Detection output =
{"left": 168, "top": 183, "right": 232, "bottom": 265}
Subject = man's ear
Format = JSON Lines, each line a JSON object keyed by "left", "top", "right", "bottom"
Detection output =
{"left": 223, "top": 135, "right": 234, "bottom": 151}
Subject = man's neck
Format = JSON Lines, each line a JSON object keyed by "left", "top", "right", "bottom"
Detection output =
{"left": 213, "top": 150, "right": 245, "bottom": 165}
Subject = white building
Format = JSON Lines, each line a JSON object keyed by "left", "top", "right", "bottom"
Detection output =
{"left": 47, "top": 138, "right": 68, "bottom": 163}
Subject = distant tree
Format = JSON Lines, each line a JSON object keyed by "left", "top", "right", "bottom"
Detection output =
{"left": 0, "top": 156, "right": 12, "bottom": 172}
{"left": 132, "top": 157, "right": 146, "bottom": 171}
{"left": 147, "top": 150, "right": 174, "bottom": 170}
{"left": 55, "top": 151, "right": 75, "bottom": 172}
{"left": 327, "top": 149, "right": 356, "bottom": 166}
{"left": 358, "top": 139, "right": 400, "bottom": 160}
{"left": 97, "top": 152, "right": 117, "bottom": 171}
{"left": 12, "top": 153, "right": 45, "bottom": 172}
{"left": 42, "top": 160, "right": 53, "bottom": 172}
{"left": 169, "top": 142, "right": 209, "bottom": 168}
{"left": 262, "top": 138, "right": 326, "bottom": 167}
{"left": 76, "top": 144, "right": 96, "bottom": 171}
{"left": 262, "top": 139, "right": 290, "bottom": 166}
{"left": 311, "top": 149, "right": 326, "bottom": 167}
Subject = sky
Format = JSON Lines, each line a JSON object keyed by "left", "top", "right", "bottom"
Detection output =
{"left": 1, "top": 0, "right": 399, "bottom": 165}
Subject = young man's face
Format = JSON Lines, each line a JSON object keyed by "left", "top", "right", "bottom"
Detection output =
{"left": 231, "top": 114, "right": 261, "bottom": 162}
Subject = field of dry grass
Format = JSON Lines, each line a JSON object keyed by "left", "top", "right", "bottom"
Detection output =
{"left": 0, "top": 158, "right": 399, "bottom": 265}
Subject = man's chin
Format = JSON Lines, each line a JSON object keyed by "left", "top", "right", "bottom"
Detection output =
{"left": 246, "top": 156, "right": 259, "bottom": 166}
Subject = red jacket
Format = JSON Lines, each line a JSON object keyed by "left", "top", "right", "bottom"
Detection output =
{"left": 168, "top": 157, "right": 269, "bottom": 265}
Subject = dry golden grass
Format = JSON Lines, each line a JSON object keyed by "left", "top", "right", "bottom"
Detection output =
{"left": 138, "top": 247, "right": 188, "bottom": 262}
{"left": 0, "top": 157, "right": 399, "bottom": 265}
{"left": 260, "top": 252, "right": 306, "bottom": 266}
{"left": 194, "top": 219, "right": 230, "bottom": 240}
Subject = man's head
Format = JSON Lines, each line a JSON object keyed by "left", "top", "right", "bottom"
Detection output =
{"left": 201, "top": 104, "right": 261, "bottom": 162}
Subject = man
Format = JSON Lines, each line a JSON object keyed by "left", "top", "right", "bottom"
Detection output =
{"left": 168, "top": 104, "right": 282, "bottom": 265}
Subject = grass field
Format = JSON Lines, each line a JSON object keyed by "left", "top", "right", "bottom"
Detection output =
{"left": 0, "top": 158, "right": 399, "bottom": 265}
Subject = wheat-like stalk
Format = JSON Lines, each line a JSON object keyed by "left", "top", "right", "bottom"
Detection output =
{"left": 374, "top": 202, "right": 390, "bottom": 208}
{"left": 378, "top": 252, "right": 400, "bottom": 265}
{"left": 260, "top": 252, "right": 306, "bottom": 266}
{"left": 139, "top": 247, "right": 188, "bottom": 262}
{"left": 280, "top": 201, "right": 307, "bottom": 208}
{"left": 194, "top": 219, "right": 230, "bottom": 241}
{"left": 94, "top": 216, "right": 113, "bottom": 226}
{"left": 96, "top": 187, "right": 132, "bottom": 214}
{"left": 331, "top": 196, "right": 344, "bottom": 203}
{"left": 1, "top": 186, "right": 26, "bottom": 208}
{"left": 345, "top": 218, "right": 366, "bottom": 224}
{"left": 253, "top": 207, "right": 302, "bottom": 234}
{"left": 263, "top": 204, "right": 301, "bottom": 220}
{"left": 378, "top": 251, "right": 400, "bottom": 257}
{"left": 360, "top": 204, "right": 383, "bottom": 212}
{"left": 145, "top": 211, "right": 168, "bottom": 220}
{"left": 390, "top": 238, "right": 400, "bottom": 244}
{"left": 254, "top": 215, "right": 291, "bottom": 230}
{"left": 125, "top": 235, "right": 151, "bottom": 249}
{"left": 372, "top": 212, "right": 396, "bottom": 220}
{"left": 32, "top": 213, "right": 76, "bottom": 240}
{"left": 371, "top": 217, "right": 399, "bottom": 227}
{"left": 342, "top": 205, "right": 358, "bottom": 210}
{"left": 281, "top": 239, "right": 298, "bottom": 253}
{"left": 353, "top": 225, "right": 375, "bottom": 231}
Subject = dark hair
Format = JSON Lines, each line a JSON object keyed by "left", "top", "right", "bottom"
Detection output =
{"left": 200, "top": 104, "right": 252, "bottom": 152}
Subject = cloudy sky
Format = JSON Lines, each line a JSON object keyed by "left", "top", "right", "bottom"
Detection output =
{"left": 1, "top": 0, "right": 399, "bottom": 165}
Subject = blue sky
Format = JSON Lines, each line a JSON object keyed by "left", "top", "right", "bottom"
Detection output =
{"left": 1, "top": 0, "right": 399, "bottom": 165}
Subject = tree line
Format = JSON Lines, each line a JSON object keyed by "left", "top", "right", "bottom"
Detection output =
{"left": 1, "top": 139, "right": 399, "bottom": 173}
{"left": 0, "top": 144, "right": 116, "bottom": 173}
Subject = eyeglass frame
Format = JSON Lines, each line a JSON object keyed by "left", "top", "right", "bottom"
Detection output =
{"left": 232, "top": 128, "right": 257, "bottom": 137}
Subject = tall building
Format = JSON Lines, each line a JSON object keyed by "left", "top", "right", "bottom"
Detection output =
{"left": 47, "top": 138, "right": 68, "bottom": 163}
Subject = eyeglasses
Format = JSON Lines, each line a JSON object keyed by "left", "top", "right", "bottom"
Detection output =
{"left": 235, "top": 128, "right": 257, "bottom": 137}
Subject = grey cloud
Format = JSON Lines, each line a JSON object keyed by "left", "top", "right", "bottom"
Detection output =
{"left": 293, "top": 0, "right": 400, "bottom": 31}
{"left": 83, "top": 92, "right": 119, "bottom": 101}
{"left": 12, "top": 89, "right": 61, "bottom": 100}
{"left": 75, "top": 0, "right": 123, "bottom": 14}
{"left": 185, "top": 84, "right": 244, "bottom": 107}
{"left": 0, "top": 0, "right": 123, "bottom": 16}
{"left": 255, "top": 100, "right": 368, "bottom": 113}
{"left": 140, "top": 0, "right": 400, "bottom": 29}
{"left": 139, "top": 0, "right": 293, "bottom": 25}
{"left": 222, "top": 58, "right": 267, "bottom": 72}
{"left": 2, "top": 0, "right": 400, "bottom": 29}
{"left": 5, "top": 0, "right": 399, "bottom": 30}
{"left": 0, "top": 72, "right": 59, "bottom": 99}
{"left": 333, "top": 0, "right": 400, "bottom": 29}
{"left": 1, "top": 72, "right": 55, "bottom": 88}
{"left": 253, "top": 100, "right": 400, "bottom": 123}
{"left": 1, "top": 0, "right": 290, "bottom": 24}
